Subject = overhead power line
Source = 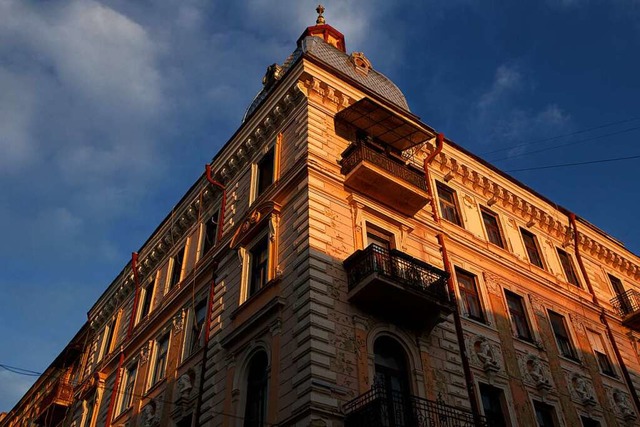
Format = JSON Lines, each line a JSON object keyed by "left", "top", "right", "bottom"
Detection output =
{"left": 0, "top": 363, "right": 42, "bottom": 377}
{"left": 480, "top": 116, "right": 640, "bottom": 156}
{"left": 506, "top": 154, "right": 640, "bottom": 172}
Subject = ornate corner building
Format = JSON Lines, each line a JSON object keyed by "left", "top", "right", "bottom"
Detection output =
{"left": 4, "top": 7, "right": 640, "bottom": 427}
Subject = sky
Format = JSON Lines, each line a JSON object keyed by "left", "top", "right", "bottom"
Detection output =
{"left": 1, "top": 0, "right": 640, "bottom": 413}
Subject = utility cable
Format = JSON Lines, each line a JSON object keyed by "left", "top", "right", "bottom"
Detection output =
{"left": 0, "top": 363, "right": 42, "bottom": 376}
{"left": 506, "top": 154, "right": 640, "bottom": 172}
{"left": 480, "top": 116, "right": 640, "bottom": 156}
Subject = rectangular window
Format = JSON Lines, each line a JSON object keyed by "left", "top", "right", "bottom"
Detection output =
{"left": 82, "top": 394, "right": 96, "bottom": 427}
{"left": 456, "top": 269, "right": 485, "bottom": 322}
{"left": 548, "top": 311, "right": 578, "bottom": 360}
{"left": 557, "top": 248, "right": 580, "bottom": 287}
{"left": 100, "top": 317, "right": 117, "bottom": 361}
{"left": 533, "top": 401, "right": 557, "bottom": 427}
{"left": 520, "top": 228, "right": 544, "bottom": 269}
{"left": 168, "top": 246, "right": 186, "bottom": 289}
{"left": 249, "top": 235, "right": 270, "bottom": 297}
{"left": 479, "top": 384, "right": 509, "bottom": 427}
{"left": 609, "top": 274, "right": 633, "bottom": 314}
{"left": 436, "top": 182, "right": 462, "bottom": 226}
{"left": 256, "top": 148, "right": 275, "bottom": 197}
{"left": 151, "top": 334, "right": 170, "bottom": 386}
{"left": 505, "top": 290, "right": 533, "bottom": 341}
{"left": 587, "top": 330, "right": 615, "bottom": 376}
{"left": 138, "top": 277, "right": 155, "bottom": 322}
{"left": 187, "top": 299, "right": 208, "bottom": 356}
{"left": 202, "top": 210, "right": 220, "bottom": 255}
{"left": 481, "top": 208, "right": 505, "bottom": 248}
{"left": 119, "top": 363, "right": 137, "bottom": 414}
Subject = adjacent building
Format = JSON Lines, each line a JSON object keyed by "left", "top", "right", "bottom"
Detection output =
{"left": 4, "top": 7, "right": 640, "bottom": 427}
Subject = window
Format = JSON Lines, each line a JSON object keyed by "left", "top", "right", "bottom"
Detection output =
{"left": 479, "top": 384, "right": 509, "bottom": 427}
{"left": 82, "top": 394, "right": 96, "bottom": 427}
{"left": 436, "top": 182, "right": 462, "bottom": 226}
{"left": 186, "top": 299, "right": 207, "bottom": 357}
{"left": 520, "top": 228, "right": 544, "bottom": 269}
{"left": 202, "top": 210, "right": 220, "bottom": 255}
{"left": 456, "top": 269, "right": 485, "bottom": 322}
{"left": 533, "top": 401, "right": 557, "bottom": 427}
{"left": 505, "top": 291, "right": 533, "bottom": 341}
{"left": 366, "top": 225, "right": 393, "bottom": 250}
{"left": 99, "top": 317, "right": 118, "bottom": 361}
{"left": 138, "top": 277, "right": 156, "bottom": 322}
{"left": 248, "top": 235, "right": 270, "bottom": 297}
{"left": 168, "top": 246, "right": 186, "bottom": 289}
{"left": 481, "top": 208, "right": 505, "bottom": 248}
{"left": 587, "top": 330, "right": 615, "bottom": 376}
{"left": 151, "top": 334, "right": 170, "bottom": 386}
{"left": 580, "top": 416, "right": 601, "bottom": 427}
{"left": 244, "top": 352, "right": 269, "bottom": 427}
{"left": 256, "top": 148, "right": 275, "bottom": 197}
{"left": 548, "top": 311, "right": 578, "bottom": 360}
{"left": 118, "top": 363, "right": 137, "bottom": 414}
{"left": 176, "top": 415, "right": 193, "bottom": 427}
{"left": 556, "top": 248, "right": 580, "bottom": 287}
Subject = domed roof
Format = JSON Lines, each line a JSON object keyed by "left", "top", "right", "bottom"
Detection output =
{"left": 243, "top": 36, "right": 410, "bottom": 123}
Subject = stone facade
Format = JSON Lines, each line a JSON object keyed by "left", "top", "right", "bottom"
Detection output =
{"left": 4, "top": 12, "right": 640, "bottom": 427}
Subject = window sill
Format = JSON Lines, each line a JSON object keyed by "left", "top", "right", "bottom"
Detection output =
{"left": 558, "top": 354, "right": 582, "bottom": 366}
{"left": 513, "top": 336, "right": 543, "bottom": 350}
{"left": 179, "top": 346, "right": 204, "bottom": 369}
{"left": 462, "top": 315, "right": 495, "bottom": 332}
{"left": 601, "top": 371, "right": 619, "bottom": 380}
{"left": 112, "top": 406, "right": 133, "bottom": 424}
{"left": 145, "top": 377, "right": 167, "bottom": 397}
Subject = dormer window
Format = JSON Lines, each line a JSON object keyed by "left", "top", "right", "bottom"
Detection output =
{"left": 349, "top": 52, "right": 371, "bottom": 76}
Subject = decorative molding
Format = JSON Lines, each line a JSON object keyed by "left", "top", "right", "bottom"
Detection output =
{"left": 230, "top": 201, "right": 281, "bottom": 249}
{"left": 173, "top": 309, "right": 185, "bottom": 333}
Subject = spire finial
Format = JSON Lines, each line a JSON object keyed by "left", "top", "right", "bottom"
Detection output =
{"left": 316, "top": 4, "right": 326, "bottom": 25}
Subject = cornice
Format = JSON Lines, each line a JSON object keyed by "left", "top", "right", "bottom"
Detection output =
{"left": 577, "top": 232, "right": 640, "bottom": 280}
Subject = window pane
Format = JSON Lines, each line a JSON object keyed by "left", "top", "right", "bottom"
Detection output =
{"left": 249, "top": 236, "right": 270, "bottom": 297}
{"left": 557, "top": 249, "right": 580, "bottom": 287}
{"left": 152, "top": 335, "right": 169, "bottom": 385}
{"left": 257, "top": 149, "right": 275, "bottom": 196}
{"left": 203, "top": 210, "right": 219, "bottom": 255}
{"left": 521, "top": 229, "right": 544, "bottom": 268}
{"left": 189, "top": 300, "right": 208, "bottom": 355}
{"left": 480, "top": 384, "right": 508, "bottom": 427}
{"left": 534, "top": 401, "right": 557, "bottom": 427}
{"left": 506, "top": 291, "right": 532, "bottom": 341}
{"left": 169, "top": 246, "right": 186, "bottom": 289}
{"left": 244, "top": 352, "right": 269, "bottom": 427}
{"left": 457, "top": 270, "right": 484, "bottom": 322}
{"left": 437, "top": 183, "right": 462, "bottom": 226}
{"left": 139, "top": 279, "right": 155, "bottom": 320}
{"left": 482, "top": 209, "right": 504, "bottom": 248}
{"left": 548, "top": 311, "right": 577, "bottom": 360}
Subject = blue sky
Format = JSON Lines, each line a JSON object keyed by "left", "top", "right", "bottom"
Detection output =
{"left": 1, "top": 0, "right": 640, "bottom": 412}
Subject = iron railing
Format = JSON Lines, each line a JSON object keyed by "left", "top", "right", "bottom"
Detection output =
{"left": 344, "top": 244, "right": 449, "bottom": 301}
{"left": 341, "top": 143, "right": 427, "bottom": 191}
{"left": 611, "top": 289, "right": 640, "bottom": 317}
{"left": 344, "top": 385, "right": 488, "bottom": 427}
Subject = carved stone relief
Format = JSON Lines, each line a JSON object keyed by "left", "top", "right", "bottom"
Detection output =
{"left": 473, "top": 335, "right": 501, "bottom": 373}
{"left": 568, "top": 373, "right": 596, "bottom": 406}
{"left": 520, "top": 354, "right": 552, "bottom": 391}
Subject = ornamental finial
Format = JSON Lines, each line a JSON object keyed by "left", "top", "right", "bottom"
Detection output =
{"left": 316, "top": 4, "right": 326, "bottom": 25}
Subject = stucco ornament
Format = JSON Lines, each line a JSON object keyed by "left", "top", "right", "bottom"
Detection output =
{"left": 474, "top": 336, "right": 500, "bottom": 372}
{"left": 613, "top": 389, "right": 637, "bottom": 421}
{"left": 571, "top": 374, "right": 595, "bottom": 406}
{"left": 142, "top": 400, "right": 159, "bottom": 427}
{"left": 177, "top": 371, "right": 194, "bottom": 398}
{"left": 526, "top": 356, "right": 551, "bottom": 390}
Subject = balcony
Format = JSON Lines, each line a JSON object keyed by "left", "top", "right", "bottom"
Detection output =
{"left": 340, "top": 143, "right": 429, "bottom": 216}
{"left": 611, "top": 290, "right": 640, "bottom": 330}
{"left": 35, "top": 376, "right": 74, "bottom": 425}
{"left": 343, "top": 244, "right": 453, "bottom": 331}
{"left": 344, "top": 385, "right": 488, "bottom": 427}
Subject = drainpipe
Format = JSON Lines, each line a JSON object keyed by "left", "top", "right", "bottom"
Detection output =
{"left": 568, "top": 212, "right": 640, "bottom": 414}
{"left": 195, "top": 165, "right": 226, "bottom": 425}
{"left": 206, "top": 164, "right": 226, "bottom": 243}
{"left": 423, "top": 133, "right": 483, "bottom": 425}
{"left": 105, "top": 253, "right": 142, "bottom": 427}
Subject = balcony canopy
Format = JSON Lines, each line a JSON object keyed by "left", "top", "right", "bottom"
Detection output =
{"left": 335, "top": 98, "right": 434, "bottom": 151}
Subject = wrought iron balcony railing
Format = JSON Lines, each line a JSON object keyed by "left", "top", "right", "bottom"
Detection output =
{"left": 341, "top": 143, "right": 427, "bottom": 191}
{"left": 344, "top": 244, "right": 449, "bottom": 301}
{"left": 610, "top": 289, "right": 640, "bottom": 317}
{"left": 344, "top": 385, "right": 488, "bottom": 427}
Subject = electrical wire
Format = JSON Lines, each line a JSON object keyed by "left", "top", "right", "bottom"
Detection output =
{"left": 0, "top": 363, "right": 42, "bottom": 377}
{"left": 480, "top": 116, "right": 640, "bottom": 156}
{"left": 488, "top": 125, "right": 640, "bottom": 164}
{"left": 506, "top": 154, "right": 640, "bottom": 172}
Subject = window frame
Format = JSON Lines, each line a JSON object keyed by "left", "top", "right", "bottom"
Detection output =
{"left": 436, "top": 182, "right": 463, "bottom": 226}
{"left": 98, "top": 315, "right": 119, "bottom": 362}
{"left": 250, "top": 142, "right": 280, "bottom": 205}
{"left": 480, "top": 207, "right": 505, "bottom": 248}
{"left": 183, "top": 298, "right": 208, "bottom": 361}
{"left": 117, "top": 362, "right": 138, "bottom": 415}
{"left": 479, "top": 383, "right": 511, "bottom": 427}
{"left": 137, "top": 275, "right": 156, "bottom": 324}
{"left": 201, "top": 208, "right": 220, "bottom": 257}
{"left": 548, "top": 310, "right": 579, "bottom": 361}
{"left": 520, "top": 228, "right": 545, "bottom": 269}
{"left": 167, "top": 246, "right": 187, "bottom": 290}
{"left": 533, "top": 400, "right": 558, "bottom": 427}
{"left": 586, "top": 329, "right": 616, "bottom": 377}
{"left": 455, "top": 268, "right": 485, "bottom": 323}
{"left": 556, "top": 248, "right": 581, "bottom": 287}
{"left": 150, "top": 333, "right": 170, "bottom": 388}
{"left": 505, "top": 290, "right": 533, "bottom": 342}
{"left": 248, "top": 233, "right": 270, "bottom": 298}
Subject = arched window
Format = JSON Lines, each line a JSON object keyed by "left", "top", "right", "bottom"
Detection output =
{"left": 244, "top": 352, "right": 269, "bottom": 427}
{"left": 373, "top": 336, "right": 411, "bottom": 427}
